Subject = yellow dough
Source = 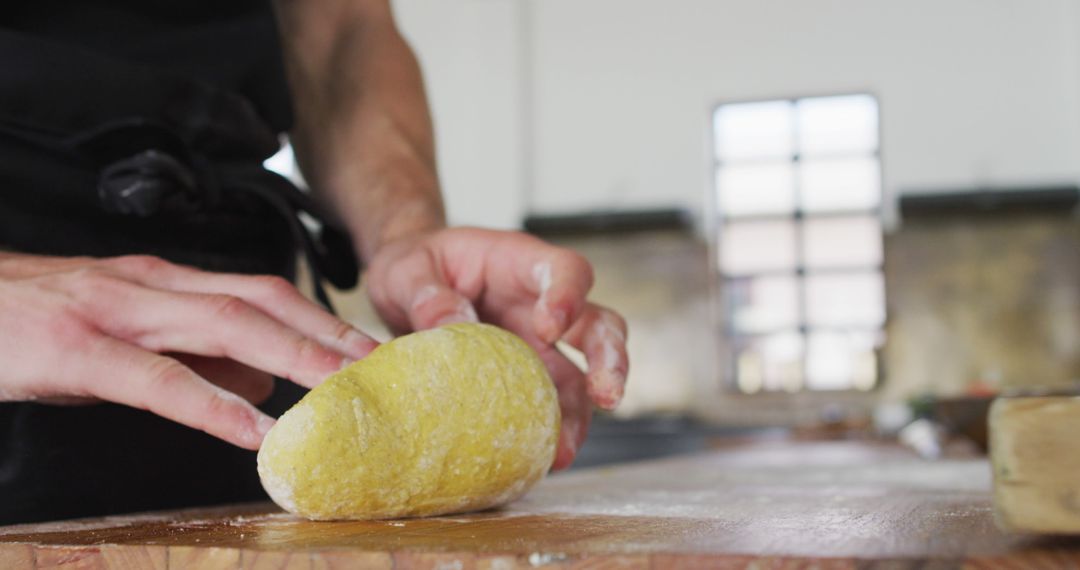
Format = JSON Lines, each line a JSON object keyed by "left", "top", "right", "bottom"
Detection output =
{"left": 256, "top": 323, "right": 560, "bottom": 520}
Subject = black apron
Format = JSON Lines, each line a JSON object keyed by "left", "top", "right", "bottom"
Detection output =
{"left": 0, "top": 1, "right": 358, "bottom": 524}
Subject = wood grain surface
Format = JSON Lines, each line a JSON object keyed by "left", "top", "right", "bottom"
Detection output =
{"left": 2, "top": 441, "right": 1079, "bottom": 569}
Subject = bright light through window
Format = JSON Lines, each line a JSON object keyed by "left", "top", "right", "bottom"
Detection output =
{"left": 714, "top": 101, "right": 794, "bottom": 161}
{"left": 263, "top": 138, "right": 308, "bottom": 189}
{"left": 713, "top": 94, "right": 884, "bottom": 393}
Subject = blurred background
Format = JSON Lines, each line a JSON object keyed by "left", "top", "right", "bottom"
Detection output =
{"left": 273, "top": 0, "right": 1080, "bottom": 467}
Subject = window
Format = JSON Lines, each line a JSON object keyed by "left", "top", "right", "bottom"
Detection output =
{"left": 711, "top": 94, "right": 884, "bottom": 393}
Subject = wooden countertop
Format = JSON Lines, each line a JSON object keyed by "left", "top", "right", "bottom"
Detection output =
{"left": 2, "top": 441, "right": 1079, "bottom": 568}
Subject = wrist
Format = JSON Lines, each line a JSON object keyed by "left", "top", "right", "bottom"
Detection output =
{"left": 362, "top": 199, "right": 446, "bottom": 261}
{"left": 306, "top": 159, "right": 445, "bottom": 263}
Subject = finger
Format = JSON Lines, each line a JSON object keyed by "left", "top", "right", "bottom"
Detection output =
{"left": 172, "top": 354, "right": 275, "bottom": 405}
{"left": 80, "top": 281, "right": 350, "bottom": 388}
{"left": 373, "top": 248, "right": 479, "bottom": 333}
{"left": 103, "top": 256, "right": 378, "bottom": 360}
{"left": 562, "top": 303, "right": 629, "bottom": 410}
{"left": 175, "top": 273, "right": 379, "bottom": 360}
{"left": 406, "top": 283, "right": 479, "bottom": 330}
{"left": 490, "top": 304, "right": 591, "bottom": 471}
{"left": 537, "top": 346, "right": 591, "bottom": 471}
{"left": 517, "top": 250, "right": 594, "bottom": 345}
{"left": 83, "top": 337, "right": 276, "bottom": 450}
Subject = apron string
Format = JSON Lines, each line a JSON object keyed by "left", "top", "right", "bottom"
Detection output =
{"left": 83, "top": 122, "right": 358, "bottom": 314}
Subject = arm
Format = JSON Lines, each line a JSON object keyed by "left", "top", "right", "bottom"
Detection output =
{"left": 274, "top": 0, "right": 630, "bottom": 470}
{"left": 272, "top": 0, "right": 443, "bottom": 261}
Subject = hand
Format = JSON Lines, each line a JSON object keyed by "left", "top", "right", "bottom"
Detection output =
{"left": 0, "top": 253, "right": 378, "bottom": 449}
{"left": 365, "top": 227, "right": 629, "bottom": 470}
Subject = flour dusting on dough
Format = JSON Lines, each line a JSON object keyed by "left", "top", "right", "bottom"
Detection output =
{"left": 257, "top": 403, "right": 315, "bottom": 515}
{"left": 257, "top": 323, "right": 559, "bottom": 520}
{"left": 258, "top": 467, "right": 297, "bottom": 514}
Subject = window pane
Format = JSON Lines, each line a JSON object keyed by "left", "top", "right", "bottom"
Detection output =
{"left": 728, "top": 275, "right": 799, "bottom": 334}
{"left": 799, "top": 157, "right": 881, "bottom": 212}
{"left": 720, "top": 220, "right": 796, "bottom": 275}
{"left": 796, "top": 94, "right": 878, "bottom": 156}
{"left": 805, "top": 272, "right": 885, "bottom": 327}
{"left": 716, "top": 162, "right": 795, "bottom": 217}
{"left": 734, "top": 331, "right": 803, "bottom": 393}
{"left": 806, "top": 330, "right": 881, "bottom": 391}
{"left": 714, "top": 101, "right": 794, "bottom": 161}
{"left": 803, "top": 216, "right": 883, "bottom": 268}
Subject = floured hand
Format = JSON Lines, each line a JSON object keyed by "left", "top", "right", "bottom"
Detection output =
{"left": 364, "top": 227, "right": 629, "bottom": 470}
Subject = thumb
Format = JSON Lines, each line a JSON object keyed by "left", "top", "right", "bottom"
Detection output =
{"left": 406, "top": 283, "right": 479, "bottom": 330}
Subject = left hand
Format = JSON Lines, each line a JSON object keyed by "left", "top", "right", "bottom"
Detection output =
{"left": 365, "top": 227, "right": 629, "bottom": 470}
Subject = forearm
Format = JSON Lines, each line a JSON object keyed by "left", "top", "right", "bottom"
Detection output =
{"left": 274, "top": 0, "right": 445, "bottom": 262}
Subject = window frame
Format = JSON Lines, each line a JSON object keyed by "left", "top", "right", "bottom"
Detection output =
{"left": 707, "top": 92, "right": 887, "bottom": 395}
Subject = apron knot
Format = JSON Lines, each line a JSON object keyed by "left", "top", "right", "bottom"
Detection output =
{"left": 97, "top": 149, "right": 201, "bottom": 217}
{"left": 76, "top": 119, "right": 357, "bottom": 312}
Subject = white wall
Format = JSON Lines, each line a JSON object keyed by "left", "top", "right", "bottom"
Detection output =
{"left": 531, "top": 0, "right": 1080, "bottom": 228}
{"left": 395, "top": 0, "right": 1080, "bottom": 229}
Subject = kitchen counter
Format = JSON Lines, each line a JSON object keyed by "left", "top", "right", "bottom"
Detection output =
{"left": 1, "top": 441, "right": 1078, "bottom": 568}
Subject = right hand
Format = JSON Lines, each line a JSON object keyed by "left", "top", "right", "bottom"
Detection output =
{"left": 0, "top": 253, "right": 377, "bottom": 449}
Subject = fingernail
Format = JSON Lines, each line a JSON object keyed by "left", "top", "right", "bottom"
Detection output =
{"left": 344, "top": 329, "right": 378, "bottom": 359}
{"left": 435, "top": 301, "right": 479, "bottom": 327}
{"left": 410, "top": 284, "right": 440, "bottom": 311}
{"left": 254, "top": 414, "right": 276, "bottom": 444}
{"left": 539, "top": 306, "right": 568, "bottom": 343}
{"left": 435, "top": 312, "right": 477, "bottom": 327}
{"left": 608, "top": 375, "right": 626, "bottom": 407}
{"left": 340, "top": 357, "right": 355, "bottom": 370}
{"left": 566, "top": 425, "right": 580, "bottom": 455}
{"left": 552, "top": 425, "right": 580, "bottom": 471}
{"left": 321, "top": 329, "right": 378, "bottom": 360}
{"left": 435, "top": 314, "right": 465, "bottom": 326}
{"left": 593, "top": 369, "right": 626, "bottom": 410}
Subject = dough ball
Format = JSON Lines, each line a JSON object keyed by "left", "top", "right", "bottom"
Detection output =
{"left": 257, "top": 323, "right": 560, "bottom": 520}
